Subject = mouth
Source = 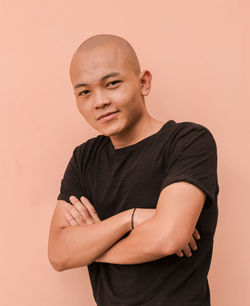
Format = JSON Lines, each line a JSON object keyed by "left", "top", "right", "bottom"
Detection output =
{"left": 98, "top": 111, "right": 120, "bottom": 121}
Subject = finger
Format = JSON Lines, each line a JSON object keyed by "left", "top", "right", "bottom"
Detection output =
{"left": 176, "top": 250, "right": 184, "bottom": 257}
{"left": 69, "top": 196, "right": 94, "bottom": 225}
{"left": 182, "top": 244, "right": 192, "bottom": 258}
{"left": 193, "top": 228, "right": 200, "bottom": 240}
{"left": 188, "top": 236, "right": 198, "bottom": 251}
{"left": 64, "top": 210, "right": 78, "bottom": 226}
{"left": 65, "top": 203, "right": 85, "bottom": 225}
{"left": 65, "top": 201, "right": 87, "bottom": 225}
{"left": 80, "top": 196, "right": 101, "bottom": 223}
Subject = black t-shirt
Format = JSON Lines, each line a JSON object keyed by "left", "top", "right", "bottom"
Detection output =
{"left": 57, "top": 120, "right": 219, "bottom": 306}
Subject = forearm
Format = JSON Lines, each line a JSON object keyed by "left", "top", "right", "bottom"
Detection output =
{"left": 49, "top": 209, "right": 132, "bottom": 271}
{"left": 95, "top": 215, "right": 167, "bottom": 265}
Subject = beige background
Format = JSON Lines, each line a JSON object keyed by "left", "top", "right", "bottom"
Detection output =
{"left": 1, "top": 1, "right": 249, "bottom": 305}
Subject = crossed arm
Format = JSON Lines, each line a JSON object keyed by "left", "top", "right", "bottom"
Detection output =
{"left": 48, "top": 181, "right": 205, "bottom": 270}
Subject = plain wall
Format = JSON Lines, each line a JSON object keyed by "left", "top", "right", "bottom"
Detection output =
{"left": 1, "top": 1, "right": 249, "bottom": 305}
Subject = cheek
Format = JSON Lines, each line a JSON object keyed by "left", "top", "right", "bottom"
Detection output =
{"left": 115, "top": 88, "right": 137, "bottom": 110}
{"left": 76, "top": 98, "right": 88, "bottom": 111}
{"left": 76, "top": 100, "right": 91, "bottom": 119}
{"left": 122, "top": 91, "right": 141, "bottom": 113}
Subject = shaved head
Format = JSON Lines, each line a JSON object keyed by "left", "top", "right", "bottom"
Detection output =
{"left": 70, "top": 34, "right": 141, "bottom": 77}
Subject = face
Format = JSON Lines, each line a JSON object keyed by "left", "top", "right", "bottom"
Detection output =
{"left": 70, "top": 44, "right": 151, "bottom": 137}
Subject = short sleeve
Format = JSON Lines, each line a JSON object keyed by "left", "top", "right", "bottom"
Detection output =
{"left": 57, "top": 146, "right": 84, "bottom": 204}
{"left": 160, "top": 123, "right": 219, "bottom": 204}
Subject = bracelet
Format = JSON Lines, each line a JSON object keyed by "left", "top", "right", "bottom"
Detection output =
{"left": 131, "top": 208, "right": 137, "bottom": 230}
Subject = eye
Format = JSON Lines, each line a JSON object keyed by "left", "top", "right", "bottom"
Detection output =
{"left": 78, "top": 90, "right": 89, "bottom": 96}
{"left": 107, "top": 80, "right": 121, "bottom": 87}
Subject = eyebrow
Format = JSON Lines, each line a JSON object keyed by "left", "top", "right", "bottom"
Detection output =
{"left": 74, "top": 72, "right": 121, "bottom": 89}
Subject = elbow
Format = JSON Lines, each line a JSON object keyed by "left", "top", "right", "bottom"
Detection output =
{"left": 48, "top": 239, "right": 68, "bottom": 271}
{"left": 48, "top": 255, "right": 64, "bottom": 272}
{"left": 48, "top": 248, "right": 83, "bottom": 271}
{"left": 48, "top": 249, "right": 91, "bottom": 271}
{"left": 48, "top": 249, "right": 66, "bottom": 272}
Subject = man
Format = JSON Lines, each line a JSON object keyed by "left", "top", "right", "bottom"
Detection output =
{"left": 48, "top": 34, "right": 219, "bottom": 306}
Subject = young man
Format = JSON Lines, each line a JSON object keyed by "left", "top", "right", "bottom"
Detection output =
{"left": 48, "top": 34, "right": 219, "bottom": 306}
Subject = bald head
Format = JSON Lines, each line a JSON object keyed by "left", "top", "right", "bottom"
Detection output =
{"left": 70, "top": 34, "right": 141, "bottom": 77}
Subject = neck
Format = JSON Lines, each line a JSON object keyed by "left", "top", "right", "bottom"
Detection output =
{"left": 110, "top": 115, "right": 165, "bottom": 149}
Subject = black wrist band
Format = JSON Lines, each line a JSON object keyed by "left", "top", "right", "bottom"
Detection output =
{"left": 131, "top": 208, "right": 136, "bottom": 230}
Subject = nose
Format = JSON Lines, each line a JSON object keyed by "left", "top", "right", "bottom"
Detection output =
{"left": 93, "top": 89, "right": 111, "bottom": 109}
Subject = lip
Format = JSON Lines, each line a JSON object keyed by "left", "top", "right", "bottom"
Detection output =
{"left": 98, "top": 111, "right": 119, "bottom": 121}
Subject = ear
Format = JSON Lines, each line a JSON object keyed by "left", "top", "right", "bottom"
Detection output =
{"left": 139, "top": 70, "right": 152, "bottom": 96}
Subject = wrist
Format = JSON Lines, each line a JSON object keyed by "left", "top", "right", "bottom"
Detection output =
{"left": 121, "top": 208, "right": 138, "bottom": 232}
{"left": 119, "top": 209, "right": 133, "bottom": 232}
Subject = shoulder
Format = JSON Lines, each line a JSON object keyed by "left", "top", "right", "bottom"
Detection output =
{"left": 171, "top": 120, "right": 211, "bottom": 134}
{"left": 166, "top": 120, "right": 218, "bottom": 155}
{"left": 170, "top": 120, "right": 216, "bottom": 142}
{"left": 72, "top": 134, "right": 108, "bottom": 160}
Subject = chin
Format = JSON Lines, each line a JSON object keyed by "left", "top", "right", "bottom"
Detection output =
{"left": 97, "top": 120, "right": 122, "bottom": 137}
{"left": 100, "top": 127, "right": 119, "bottom": 137}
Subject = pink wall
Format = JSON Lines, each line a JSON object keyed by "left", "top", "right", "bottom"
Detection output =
{"left": 1, "top": 1, "right": 249, "bottom": 305}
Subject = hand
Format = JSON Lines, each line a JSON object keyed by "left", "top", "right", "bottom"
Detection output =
{"left": 132, "top": 208, "right": 201, "bottom": 258}
{"left": 176, "top": 228, "right": 201, "bottom": 258}
{"left": 64, "top": 195, "right": 101, "bottom": 226}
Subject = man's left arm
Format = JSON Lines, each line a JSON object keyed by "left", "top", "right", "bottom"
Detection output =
{"left": 93, "top": 181, "right": 205, "bottom": 264}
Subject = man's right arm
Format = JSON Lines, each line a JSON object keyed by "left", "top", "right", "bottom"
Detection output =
{"left": 48, "top": 200, "right": 133, "bottom": 271}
